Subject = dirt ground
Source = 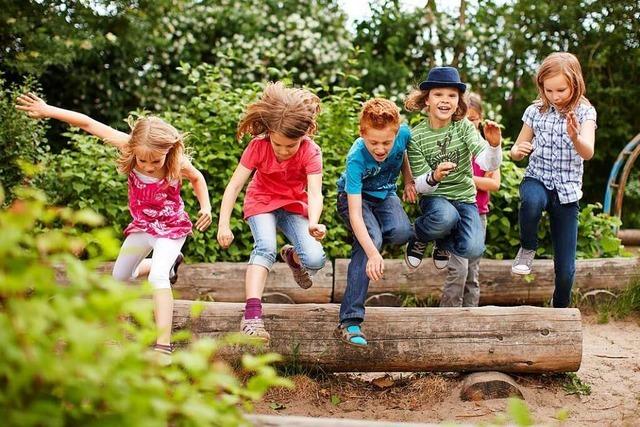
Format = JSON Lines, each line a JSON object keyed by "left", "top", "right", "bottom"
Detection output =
{"left": 254, "top": 314, "right": 640, "bottom": 426}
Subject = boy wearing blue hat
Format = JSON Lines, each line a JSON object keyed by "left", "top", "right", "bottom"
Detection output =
{"left": 403, "top": 66, "right": 503, "bottom": 270}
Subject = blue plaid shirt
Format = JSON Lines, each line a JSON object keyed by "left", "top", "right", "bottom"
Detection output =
{"left": 523, "top": 102, "right": 597, "bottom": 203}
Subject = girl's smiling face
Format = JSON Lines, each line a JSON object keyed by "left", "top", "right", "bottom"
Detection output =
{"left": 543, "top": 73, "right": 572, "bottom": 109}
{"left": 425, "top": 87, "right": 460, "bottom": 128}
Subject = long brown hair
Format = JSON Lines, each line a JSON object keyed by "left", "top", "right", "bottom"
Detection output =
{"left": 236, "top": 81, "right": 321, "bottom": 141}
{"left": 404, "top": 87, "right": 468, "bottom": 122}
{"left": 536, "top": 52, "right": 589, "bottom": 113}
{"left": 115, "top": 116, "right": 185, "bottom": 181}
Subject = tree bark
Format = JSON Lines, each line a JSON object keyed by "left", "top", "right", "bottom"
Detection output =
{"left": 174, "top": 301, "right": 582, "bottom": 373}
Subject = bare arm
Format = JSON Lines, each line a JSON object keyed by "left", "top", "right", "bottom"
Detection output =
{"left": 401, "top": 152, "right": 417, "bottom": 203}
{"left": 347, "top": 194, "right": 384, "bottom": 281}
{"left": 474, "top": 168, "right": 501, "bottom": 192}
{"left": 510, "top": 124, "right": 534, "bottom": 161}
{"left": 306, "top": 173, "right": 326, "bottom": 241}
{"left": 567, "top": 112, "right": 595, "bottom": 160}
{"left": 15, "top": 93, "right": 130, "bottom": 149}
{"left": 181, "top": 159, "right": 212, "bottom": 231}
{"left": 217, "top": 164, "right": 253, "bottom": 248}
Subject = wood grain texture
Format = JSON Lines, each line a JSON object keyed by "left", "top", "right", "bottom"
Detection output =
{"left": 173, "top": 301, "right": 582, "bottom": 373}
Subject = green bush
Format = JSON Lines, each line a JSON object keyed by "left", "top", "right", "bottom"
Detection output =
{"left": 0, "top": 76, "right": 49, "bottom": 203}
{"left": 0, "top": 187, "right": 290, "bottom": 426}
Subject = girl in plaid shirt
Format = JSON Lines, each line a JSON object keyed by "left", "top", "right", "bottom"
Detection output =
{"left": 510, "top": 52, "right": 597, "bottom": 308}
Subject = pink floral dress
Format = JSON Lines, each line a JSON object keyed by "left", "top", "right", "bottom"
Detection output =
{"left": 123, "top": 170, "right": 192, "bottom": 239}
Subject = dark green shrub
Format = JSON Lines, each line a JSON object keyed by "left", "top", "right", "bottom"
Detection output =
{"left": 0, "top": 77, "right": 49, "bottom": 203}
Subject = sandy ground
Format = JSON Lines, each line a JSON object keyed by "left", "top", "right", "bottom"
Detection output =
{"left": 254, "top": 314, "right": 640, "bottom": 426}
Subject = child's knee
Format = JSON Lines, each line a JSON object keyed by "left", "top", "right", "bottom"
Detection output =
{"left": 147, "top": 271, "right": 172, "bottom": 290}
{"left": 249, "top": 238, "right": 278, "bottom": 269}
{"left": 300, "top": 250, "right": 326, "bottom": 273}
{"left": 385, "top": 223, "right": 414, "bottom": 245}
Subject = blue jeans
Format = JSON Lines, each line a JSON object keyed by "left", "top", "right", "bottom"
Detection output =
{"left": 519, "top": 177, "right": 579, "bottom": 308}
{"left": 414, "top": 196, "right": 485, "bottom": 259}
{"left": 337, "top": 192, "right": 414, "bottom": 325}
{"left": 247, "top": 209, "right": 326, "bottom": 273}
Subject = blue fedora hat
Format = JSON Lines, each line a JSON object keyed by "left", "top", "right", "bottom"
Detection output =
{"left": 419, "top": 66, "right": 467, "bottom": 92}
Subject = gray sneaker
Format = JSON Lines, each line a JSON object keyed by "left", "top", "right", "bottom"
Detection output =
{"left": 512, "top": 247, "right": 536, "bottom": 275}
{"left": 240, "top": 317, "right": 270, "bottom": 343}
{"left": 280, "top": 244, "right": 313, "bottom": 289}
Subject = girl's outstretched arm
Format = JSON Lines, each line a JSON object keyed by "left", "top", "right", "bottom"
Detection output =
{"left": 16, "top": 92, "right": 129, "bottom": 149}
{"left": 474, "top": 168, "right": 501, "bottom": 192}
{"left": 217, "top": 164, "right": 253, "bottom": 249}
{"left": 181, "top": 159, "right": 212, "bottom": 232}
{"left": 306, "top": 173, "right": 326, "bottom": 241}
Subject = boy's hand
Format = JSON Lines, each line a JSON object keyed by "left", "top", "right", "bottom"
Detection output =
{"left": 309, "top": 223, "right": 327, "bottom": 241}
{"left": 15, "top": 92, "right": 49, "bottom": 119}
{"left": 217, "top": 226, "right": 234, "bottom": 248}
{"left": 402, "top": 180, "right": 417, "bottom": 203}
{"left": 366, "top": 252, "right": 384, "bottom": 281}
{"left": 483, "top": 120, "right": 502, "bottom": 147}
{"left": 512, "top": 141, "right": 533, "bottom": 159}
{"left": 566, "top": 111, "right": 580, "bottom": 144}
{"left": 195, "top": 208, "right": 212, "bottom": 231}
{"left": 434, "top": 162, "right": 457, "bottom": 182}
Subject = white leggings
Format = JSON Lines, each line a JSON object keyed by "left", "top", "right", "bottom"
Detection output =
{"left": 112, "top": 232, "right": 186, "bottom": 290}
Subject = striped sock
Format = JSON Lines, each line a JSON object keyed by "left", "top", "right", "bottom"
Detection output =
{"left": 244, "top": 298, "right": 262, "bottom": 319}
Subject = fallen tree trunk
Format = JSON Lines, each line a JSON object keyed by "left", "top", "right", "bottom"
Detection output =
{"left": 334, "top": 258, "right": 640, "bottom": 305}
{"left": 247, "top": 414, "right": 442, "bottom": 427}
{"left": 55, "top": 262, "right": 334, "bottom": 303}
{"left": 173, "top": 301, "right": 582, "bottom": 373}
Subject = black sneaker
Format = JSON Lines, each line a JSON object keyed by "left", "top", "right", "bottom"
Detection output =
{"left": 169, "top": 253, "right": 184, "bottom": 285}
{"left": 432, "top": 246, "right": 451, "bottom": 270}
{"left": 405, "top": 237, "right": 428, "bottom": 269}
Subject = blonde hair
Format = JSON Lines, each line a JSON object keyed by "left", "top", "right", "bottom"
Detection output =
{"left": 236, "top": 81, "right": 321, "bottom": 141}
{"left": 359, "top": 98, "right": 400, "bottom": 133}
{"left": 536, "top": 52, "right": 589, "bottom": 113}
{"left": 404, "top": 87, "right": 468, "bottom": 121}
{"left": 116, "top": 116, "right": 185, "bottom": 181}
{"left": 466, "top": 92, "right": 483, "bottom": 116}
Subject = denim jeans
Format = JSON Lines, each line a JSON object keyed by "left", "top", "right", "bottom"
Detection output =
{"left": 414, "top": 196, "right": 485, "bottom": 259}
{"left": 440, "top": 214, "right": 487, "bottom": 307}
{"left": 519, "top": 177, "right": 579, "bottom": 308}
{"left": 247, "top": 209, "right": 326, "bottom": 273}
{"left": 337, "top": 192, "right": 414, "bottom": 325}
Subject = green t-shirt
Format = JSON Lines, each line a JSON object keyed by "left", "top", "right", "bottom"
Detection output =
{"left": 408, "top": 118, "right": 487, "bottom": 203}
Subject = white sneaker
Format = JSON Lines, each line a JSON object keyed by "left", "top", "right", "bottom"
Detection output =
{"left": 512, "top": 247, "right": 536, "bottom": 275}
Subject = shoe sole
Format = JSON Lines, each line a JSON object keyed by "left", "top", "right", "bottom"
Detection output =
{"left": 280, "top": 245, "right": 313, "bottom": 289}
{"left": 404, "top": 244, "right": 420, "bottom": 270}
{"left": 511, "top": 266, "right": 531, "bottom": 275}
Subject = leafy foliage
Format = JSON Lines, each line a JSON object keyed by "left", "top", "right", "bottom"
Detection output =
{"left": 0, "top": 186, "right": 290, "bottom": 426}
{"left": 0, "top": 76, "right": 48, "bottom": 202}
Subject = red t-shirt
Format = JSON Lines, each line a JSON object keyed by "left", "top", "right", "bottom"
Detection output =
{"left": 240, "top": 136, "right": 322, "bottom": 219}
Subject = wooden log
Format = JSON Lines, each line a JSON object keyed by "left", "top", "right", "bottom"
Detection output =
{"left": 247, "top": 414, "right": 443, "bottom": 427}
{"left": 618, "top": 229, "right": 640, "bottom": 246}
{"left": 334, "top": 257, "right": 640, "bottom": 305}
{"left": 173, "top": 301, "right": 582, "bottom": 373}
{"left": 460, "top": 371, "right": 524, "bottom": 401}
{"left": 55, "top": 262, "right": 333, "bottom": 303}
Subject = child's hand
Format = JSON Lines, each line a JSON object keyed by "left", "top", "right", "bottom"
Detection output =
{"left": 566, "top": 111, "right": 580, "bottom": 143}
{"left": 434, "top": 162, "right": 457, "bottom": 182}
{"left": 217, "top": 226, "right": 234, "bottom": 249}
{"left": 512, "top": 141, "right": 533, "bottom": 159}
{"left": 309, "top": 223, "right": 327, "bottom": 241}
{"left": 403, "top": 180, "right": 417, "bottom": 203}
{"left": 483, "top": 120, "right": 502, "bottom": 147}
{"left": 195, "top": 208, "right": 212, "bottom": 231}
{"left": 366, "top": 252, "right": 384, "bottom": 281}
{"left": 15, "top": 92, "right": 49, "bottom": 119}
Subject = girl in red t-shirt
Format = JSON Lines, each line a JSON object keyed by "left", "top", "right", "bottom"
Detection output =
{"left": 217, "top": 82, "right": 327, "bottom": 343}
